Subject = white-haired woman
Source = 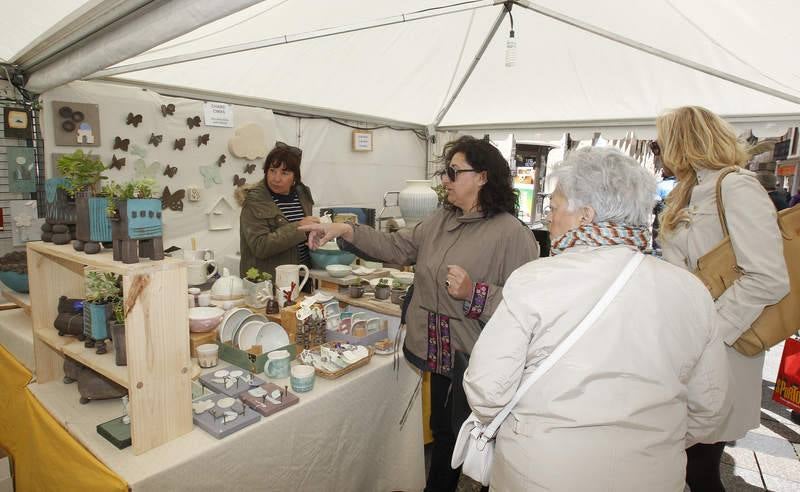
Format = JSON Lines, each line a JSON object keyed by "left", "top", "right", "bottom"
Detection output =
{"left": 657, "top": 106, "right": 790, "bottom": 491}
{"left": 463, "top": 147, "right": 731, "bottom": 491}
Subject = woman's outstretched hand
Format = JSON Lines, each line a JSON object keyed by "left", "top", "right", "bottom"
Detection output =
{"left": 298, "top": 222, "right": 354, "bottom": 250}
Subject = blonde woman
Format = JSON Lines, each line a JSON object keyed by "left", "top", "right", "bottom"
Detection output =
{"left": 657, "top": 106, "right": 790, "bottom": 491}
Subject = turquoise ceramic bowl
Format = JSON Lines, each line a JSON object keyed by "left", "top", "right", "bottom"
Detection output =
{"left": 309, "top": 249, "right": 356, "bottom": 270}
{"left": 0, "top": 271, "right": 29, "bottom": 293}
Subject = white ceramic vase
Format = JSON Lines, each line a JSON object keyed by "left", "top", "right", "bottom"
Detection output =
{"left": 398, "top": 180, "right": 438, "bottom": 224}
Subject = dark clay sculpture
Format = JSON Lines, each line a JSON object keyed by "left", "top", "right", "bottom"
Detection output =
{"left": 63, "top": 358, "right": 127, "bottom": 404}
{"left": 54, "top": 295, "right": 86, "bottom": 339}
{"left": 73, "top": 192, "right": 113, "bottom": 254}
{"left": 111, "top": 198, "right": 164, "bottom": 264}
{"left": 41, "top": 178, "right": 77, "bottom": 244}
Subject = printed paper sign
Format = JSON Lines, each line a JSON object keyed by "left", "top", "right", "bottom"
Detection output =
{"left": 203, "top": 102, "right": 234, "bottom": 128}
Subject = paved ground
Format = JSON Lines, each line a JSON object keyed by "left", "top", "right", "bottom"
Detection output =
{"left": 447, "top": 339, "right": 800, "bottom": 491}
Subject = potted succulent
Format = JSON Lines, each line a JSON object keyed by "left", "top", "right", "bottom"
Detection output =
{"left": 110, "top": 297, "right": 127, "bottom": 366}
{"left": 56, "top": 150, "right": 109, "bottom": 253}
{"left": 105, "top": 178, "right": 164, "bottom": 264}
{"left": 348, "top": 278, "right": 366, "bottom": 298}
{"left": 374, "top": 277, "right": 392, "bottom": 300}
{"left": 390, "top": 280, "right": 406, "bottom": 305}
{"left": 84, "top": 271, "right": 122, "bottom": 355}
{"left": 0, "top": 250, "right": 29, "bottom": 293}
{"left": 243, "top": 267, "right": 273, "bottom": 308}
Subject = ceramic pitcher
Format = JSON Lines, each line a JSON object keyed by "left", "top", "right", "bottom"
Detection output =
{"left": 275, "top": 264, "right": 309, "bottom": 300}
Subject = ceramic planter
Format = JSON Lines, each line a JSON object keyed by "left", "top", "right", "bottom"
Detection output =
{"left": 390, "top": 288, "right": 406, "bottom": 305}
{"left": 74, "top": 193, "right": 112, "bottom": 254}
{"left": 112, "top": 199, "right": 164, "bottom": 264}
{"left": 111, "top": 321, "right": 126, "bottom": 366}
{"left": 398, "top": 180, "right": 438, "bottom": 225}
{"left": 243, "top": 278, "right": 272, "bottom": 308}
{"left": 374, "top": 284, "right": 391, "bottom": 300}
{"left": 42, "top": 178, "right": 77, "bottom": 245}
{"left": 349, "top": 285, "right": 365, "bottom": 298}
{"left": 84, "top": 302, "right": 112, "bottom": 354}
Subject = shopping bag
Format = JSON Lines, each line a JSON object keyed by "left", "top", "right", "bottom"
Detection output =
{"left": 451, "top": 413, "right": 494, "bottom": 486}
{"left": 772, "top": 338, "right": 800, "bottom": 412}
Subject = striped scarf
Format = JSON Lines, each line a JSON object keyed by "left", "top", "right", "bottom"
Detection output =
{"left": 550, "top": 221, "right": 650, "bottom": 256}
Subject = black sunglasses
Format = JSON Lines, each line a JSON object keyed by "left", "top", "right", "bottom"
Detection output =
{"left": 275, "top": 141, "right": 302, "bottom": 158}
{"left": 649, "top": 140, "right": 661, "bottom": 157}
{"left": 440, "top": 166, "right": 478, "bottom": 181}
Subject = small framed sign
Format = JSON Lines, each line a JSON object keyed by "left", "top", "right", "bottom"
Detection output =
{"left": 352, "top": 130, "right": 373, "bottom": 152}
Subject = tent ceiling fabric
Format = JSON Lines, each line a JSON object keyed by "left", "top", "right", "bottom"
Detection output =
{"left": 11, "top": 0, "right": 800, "bottom": 128}
{"left": 1, "top": 0, "right": 93, "bottom": 63}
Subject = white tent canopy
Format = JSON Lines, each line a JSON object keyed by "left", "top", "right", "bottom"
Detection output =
{"left": 6, "top": 0, "right": 800, "bottom": 135}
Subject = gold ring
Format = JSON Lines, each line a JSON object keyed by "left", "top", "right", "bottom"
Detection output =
{"left": 445, "top": 280, "right": 450, "bottom": 288}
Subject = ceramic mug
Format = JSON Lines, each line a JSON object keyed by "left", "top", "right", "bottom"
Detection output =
{"left": 352, "top": 320, "right": 367, "bottom": 338}
{"left": 275, "top": 264, "right": 309, "bottom": 300}
{"left": 183, "top": 249, "right": 214, "bottom": 261}
{"left": 196, "top": 344, "right": 219, "bottom": 368}
{"left": 187, "top": 260, "right": 218, "bottom": 286}
{"left": 264, "top": 349, "right": 291, "bottom": 379}
{"left": 366, "top": 317, "right": 382, "bottom": 334}
{"left": 290, "top": 364, "right": 315, "bottom": 393}
{"left": 276, "top": 285, "right": 295, "bottom": 308}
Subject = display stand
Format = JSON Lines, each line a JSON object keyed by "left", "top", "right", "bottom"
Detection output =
{"left": 27, "top": 242, "right": 191, "bottom": 455}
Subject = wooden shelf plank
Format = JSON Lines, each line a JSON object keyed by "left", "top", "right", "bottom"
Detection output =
{"left": 0, "top": 287, "right": 31, "bottom": 315}
{"left": 62, "top": 338, "right": 129, "bottom": 388}
{"left": 36, "top": 328, "right": 75, "bottom": 353}
{"left": 27, "top": 241, "right": 184, "bottom": 276}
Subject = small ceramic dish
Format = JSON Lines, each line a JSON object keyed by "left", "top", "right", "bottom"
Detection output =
{"left": 219, "top": 307, "right": 251, "bottom": 343}
{"left": 230, "top": 313, "right": 267, "bottom": 346}
{"left": 390, "top": 271, "right": 414, "bottom": 286}
{"left": 236, "top": 320, "right": 265, "bottom": 351}
{"left": 257, "top": 322, "right": 291, "bottom": 354}
{"left": 325, "top": 264, "right": 353, "bottom": 278}
{"left": 351, "top": 266, "right": 376, "bottom": 276}
{"left": 189, "top": 307, "right": 225, "bottom": 333}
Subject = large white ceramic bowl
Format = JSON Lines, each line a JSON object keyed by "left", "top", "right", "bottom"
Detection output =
{"left": 219, "top": 307, "right": 252, "bottom": 343}
{"left": 390, "top": 271, "right": 414, "bottom": 286}
{"left": 326, "top": 264, "right": 352, "bottom": 278}
{"left": 188, "top": 307, "right": 225, "bottom": 333}
{"left": 256, "top": 322, "right": 291, "bottom": 354}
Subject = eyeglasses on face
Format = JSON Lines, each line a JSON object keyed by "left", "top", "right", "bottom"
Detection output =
{"left": 649, "top": 140, "right": 661, "bottom": 157}
{"left": 275, "top": 141, "right": 303, "bottom": 158}
{"left": 442, "top": 166, "right": 478, "bottom": 181}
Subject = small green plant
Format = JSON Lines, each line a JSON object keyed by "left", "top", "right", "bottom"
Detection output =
{"left": 376, "top": 278, "right": 392, "bottom": 287}
{"left": 103, "top": 178, "right": 157, "bottom": 217}
{"left": 56, "top": 150, "right": 107, "bottom": 197}
{"left": 244, "top": 267, "right": 272, "bottom": 283}
{"left": 391, "top": 280, "right": 405, "bottom": 290}
{"left": 86, "top": 271, "right": 122, "bottom": 304}
{"left": 112, "top": 298, "right": 125, "bottom": 324}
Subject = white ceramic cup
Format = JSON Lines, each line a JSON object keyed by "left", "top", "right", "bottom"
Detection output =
{"left": 290, "top": 364, "right": 315, "bottom": 393}
{"left": 196, "top": 344, "right": 219, "bottom": 368}
{"left": 187, "top": 260, "right": 218, "bottom": 286}
{"left": 264, "top": 349, "right": 291, "bottom": 378}
{"left": 274, "top": 264, "right": 309, "bottom": 300}
{"left": 197, "top": 293, "right": 211, "bottom": 307}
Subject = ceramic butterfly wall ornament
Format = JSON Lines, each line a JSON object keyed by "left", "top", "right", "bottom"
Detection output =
{"left": 198, "top": 134, "right": 210, "bottom": 146}
{"left": 187, "top": 116, "right": 202, "bottom": 129}
{"left": 174, "top": 138, "right": 186, "bottom": 151}
{"left": 217, "top": 154, "right": 226, "bottom": 166}
{"left": 134, "top": 160, "right": 160, "bottom": 180}
{"left": 113, "top": 136, "right": 130, "bottom": 152}
{"left": 164, "top": 165, "right": 178, "bottom": 178}
{"left": 109, "top": 155, "right": 126, "bottom": 171}
{"left": 131, "top": 144, "right": 147, "bottom": 159}
{"left": 149, "top": 133, "right": 163, "bottom": 147}
{"left": 161, "top": 186, "right": 186, "bottom": 212}
{"left": 126, "top": 113, "right": 143, "bottom": 127}
{"left": 244, "top": 163, "right": 256, "bottom": 174}
{"left": 161, "top": 103, "right": 175, "bottom": 117}
{"left": 233, "top": 175, "right": 246, "bottom": 187}
{"left": 199, "top": 165, "right": 222, "bottom": 188}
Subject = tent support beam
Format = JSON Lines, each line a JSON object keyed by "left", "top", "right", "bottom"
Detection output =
{"left": 513, "top": 0, "right": 800, "bottom": 106}
{"left": 432, "top": 4, "right": 509, "bottom": 127}
{"left": 95, "top": 77, "right": 426, "bottom": 130}
{"left": 88, "top": 1, "right": 498, "bottom": 80}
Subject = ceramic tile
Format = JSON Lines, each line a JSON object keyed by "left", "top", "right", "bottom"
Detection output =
{"left": 762, "top": 472, "right": 800, "bottom": 492}
{"left": 723, "top": 445, "right": 759, "bottom": 471}
{"left": 734, "top": 432, "right": 798, "bottom": 459}
{"left": 720, "top": 463, "right": 765, "bottom": 490}
{"left": 754, "top": 452, "right": 800, "bottom": 481}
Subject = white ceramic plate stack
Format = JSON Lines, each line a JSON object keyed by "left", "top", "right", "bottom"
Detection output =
{"left": 219, "top": 307, "right": 290, "bottom": 354}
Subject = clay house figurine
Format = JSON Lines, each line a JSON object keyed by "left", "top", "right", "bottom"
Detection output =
{"left": 206, "top": 196, "right": 235, "bottom": 231}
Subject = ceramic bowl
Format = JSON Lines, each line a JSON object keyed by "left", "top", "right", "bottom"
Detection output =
{"left": 219, "top": 307, "right": 251, "bottom": 343}
{"left": 309, "top": 242, "right": 356, "bottom": 270}
{"left": 360, "top": 260, "right": 383, "bottom": 270}
{"left": 325, "top": 264, "right": 352, "bottom": 278}
{"left": 390, "top": 271, "right": 414, "bottom": 286}
{"left": 0, "top": 271, "right": 29, "bottom": 293}
{"left": 188, "top": 307, "right": 225, "bottom": 332}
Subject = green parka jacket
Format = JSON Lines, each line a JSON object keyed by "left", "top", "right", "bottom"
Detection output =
{"left": 236, "top": 179, "right": 314, "bottom": 280}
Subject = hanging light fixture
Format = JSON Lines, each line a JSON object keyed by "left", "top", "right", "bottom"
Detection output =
{"left": 504, "top": 2, "right": 516, "bottom": 67}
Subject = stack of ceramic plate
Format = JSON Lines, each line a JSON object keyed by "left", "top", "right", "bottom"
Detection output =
{"left": 219, "top": 307, "right": 290, "bottom": 354}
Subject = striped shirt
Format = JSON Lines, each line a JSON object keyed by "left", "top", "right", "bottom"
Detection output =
{"left": 271, "top": 188, "right": 310, "bottom": 265}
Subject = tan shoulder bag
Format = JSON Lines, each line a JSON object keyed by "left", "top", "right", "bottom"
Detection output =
{"left": 695, "top": 166, "right": 800, "bottom": 356}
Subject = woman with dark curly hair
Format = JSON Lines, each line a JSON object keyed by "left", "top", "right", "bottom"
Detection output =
{"left": 301, "top": 135, "right": 539, "bottom": 491}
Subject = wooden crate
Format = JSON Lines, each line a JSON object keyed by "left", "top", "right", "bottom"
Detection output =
{"left": 27, "top": 242, "right": 191, "bottom": 455}
{"left": 190, "top": 329, "right": 218, "bottom": 358}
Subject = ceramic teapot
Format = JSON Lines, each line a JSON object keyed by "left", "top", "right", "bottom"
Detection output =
{"left": 275, "top": 264, "right": 309, "bottom": 301}
{"left": 210, "top": 267, "right": 245, "bottom": 300}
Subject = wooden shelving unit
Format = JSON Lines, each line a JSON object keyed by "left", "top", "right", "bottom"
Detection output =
{"left": 27, "top": 241, "right": 191, "bottom": 455}
{"left": 0, "top": 286, "right": 31, "bottom": 315}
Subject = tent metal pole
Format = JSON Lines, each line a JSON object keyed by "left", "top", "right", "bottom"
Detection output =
{"left": 513, "top": 0, "right": 800, "bottom": 106}
{"left": 432, "top": 4, "right": 508, "bottom": 127}
{"left": 88, "top": 1, "right": 497, "bottom": 79}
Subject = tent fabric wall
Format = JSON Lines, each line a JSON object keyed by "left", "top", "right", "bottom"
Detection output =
{"left": 42, "top": 80, "right": 426, "bottom": 256}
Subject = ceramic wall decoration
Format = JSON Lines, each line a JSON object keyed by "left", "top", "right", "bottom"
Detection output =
{"left": 200, "top": 165, "right": 222, "bottom": 188}
{"left": 161, "top": 104, "right": 175, "bottom": 117}
{"left": 10, "top": 200, "right": 43, "bottom": 245}
{"left": 198, "top": 134, "right": 210, "bottom": 146}
{"left": 113, "top": 137, "right": 129, "bottom": 151}
{"left": 109, "top": 155, "right": 126, "bottom": 170}
{"left": 74, "top": 193, "right": 112, "bottom": 254}
{"left": 41, "top": 177, "right": 77, "bottom": 244}
{"left": 228, "top": 123, "right": 268, "bottom": 159}
{"left": 163, "top": 164, "right": 178, "bottom": 178}
{"left": 187, "top": 186, "right": 201, "bottom": 202}
{"left": 187, "top": 116, "right": 202, "bottom": 129}
{"left": 174, "top": 138, "right": 186, "bottom": 150}
{"left": 206, "top": 196, "right": 235, "bottom": 231}
{"left": 130, "top": 145, "right": 147, "bottom": 159}
{"left": 54, "top": 295, "right": 85, "bottom": 338}
{"left": 52, "top": 101, "right": 101, "bottom": 146}
{"left": 161, "top": 186, "right": 185, "bottom": 211}
{"left": 4, "top": 107, "right": 32, "bottom": 139}
{"left": 126, "top": 113, "right": 143, "bottom": 127}
{"left": 244, "top": 163, "right": 256, "bottom": 174}
{"left": 148, "top": 133, "right": 163, "bottom": 147}
{"left": 233, "top": 174, "right": 246, "bottom": 187}
{"left": 398, "top": 180, "right": 438, "bottom": 226}
{"left": 217, "top": 155, "right": 226, "bottom": 166}
{"left": 134, "top": 160, "right": 159, "bottom": 180}
{"left": 7, "top": 147, "right": 35, "bottom": 193}
{"left": 111, "top": 198, "right": 164, "bottom": 264}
